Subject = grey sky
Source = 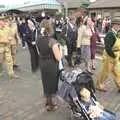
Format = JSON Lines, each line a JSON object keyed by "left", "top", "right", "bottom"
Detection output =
{"left": 1, "top": 0, "right": 33, "bottom": 5}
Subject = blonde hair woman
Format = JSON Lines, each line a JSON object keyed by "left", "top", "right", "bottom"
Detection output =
{"left": 36, "top": 19, "right": 62, "bottom": 111}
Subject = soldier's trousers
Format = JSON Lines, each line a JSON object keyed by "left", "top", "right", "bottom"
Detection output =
{"left": 0, "top": 44, "right": 14, "bottom": 76}
{"left": 11, "top": 44, "right": 17, "bottom": 65}
{"left": 97, "top": 53, "right": 120, "bottom": 89}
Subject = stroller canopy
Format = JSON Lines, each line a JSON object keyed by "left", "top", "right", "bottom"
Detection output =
{"left": 58, "top": 70, "right": 95, "bottom": 101}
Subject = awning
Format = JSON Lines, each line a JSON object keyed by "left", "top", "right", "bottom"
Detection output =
{"left": 6, "top": 9, "right": 24, "bottom": 14}
{"left": 9, "top": 0, "right": 63, "bottom": 12}
{"left": 16, "top": 4, "right": 62, "bottom": 11}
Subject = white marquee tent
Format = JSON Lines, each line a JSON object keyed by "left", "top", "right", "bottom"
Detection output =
{"left": 11, "top": 0, "right": 63, "bottom": 11}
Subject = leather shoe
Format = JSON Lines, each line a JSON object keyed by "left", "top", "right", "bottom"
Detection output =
{"left": 9, "top": 74, "right": 18, "bottom": 80}
{"left": 68, "top": 62, "right": 74, "bottom": 68}
{"left": 46, "top": 104, "right": 58, "bottom": 112}
{"left": 92, "top": 66, "right": 96, "bottom": 70}
{"left": 118, "top": 89, "right": 120, "bottom": 93}
{"left": 96, "top": 87, "right": 107, "bottom": 92}
{"left": 13, "top": 64, "right": 19, "bottom": 68}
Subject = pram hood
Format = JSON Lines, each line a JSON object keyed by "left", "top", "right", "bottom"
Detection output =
{"left": 58, "top": 69, "right": 116, "bottom": 120}
{"left": 58, "top": 69, "right": 95, "bottom": 101}
{"left": 57, "top": 81, "right": 78, "bottom": 101}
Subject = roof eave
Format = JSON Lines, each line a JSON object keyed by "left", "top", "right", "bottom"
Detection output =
{"left": 88, "top": 6, "right": 120, "bottom": 9}
{"left": 16, "top": 4, "right": 62, "bottom": 11}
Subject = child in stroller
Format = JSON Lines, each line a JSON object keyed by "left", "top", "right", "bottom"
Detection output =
{"left": 57, "top": 69, "right": 116, "bottom": 120}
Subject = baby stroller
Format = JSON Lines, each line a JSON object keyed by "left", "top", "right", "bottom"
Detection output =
{"left": 57, "top": 68, "right": 116, "bottom": 120}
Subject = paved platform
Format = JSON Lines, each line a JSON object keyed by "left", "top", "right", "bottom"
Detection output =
{"left": 0, "top": 47, "right": 120, "bottom": 120}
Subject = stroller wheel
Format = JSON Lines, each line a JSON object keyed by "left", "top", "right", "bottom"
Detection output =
{"left": 71, "top": 110, "right": 88, "bottom": 120}
{"left": 71, "top": 110, "right": 86, "bottom": 120}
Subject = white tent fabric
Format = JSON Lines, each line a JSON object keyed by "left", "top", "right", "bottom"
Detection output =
{"left": 32, "top": 0, "right": 61, "bottom": 5}
{"left": 11, "top": 0, "right": 62, "bottom": 11}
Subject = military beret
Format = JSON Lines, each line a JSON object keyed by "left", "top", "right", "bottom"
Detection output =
{"left": 112, "top": 18, "right": 120, "bottom": 24}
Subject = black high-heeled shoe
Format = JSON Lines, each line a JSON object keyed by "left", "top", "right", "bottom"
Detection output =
{"left": 45, "top": 97, "right": 58, "bottom": 112}
{"left": 51, "top": 104, "right": 58, "bottom": 111}
{"left": 92, "top": 66, "right": 96, "bottom": 70}
{"left": 46, "top": 103, "right": 58, "bottom": 112}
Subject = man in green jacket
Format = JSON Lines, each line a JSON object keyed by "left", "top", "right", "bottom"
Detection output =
{"left": 96, "top": 18, "right": 120, "bottom": 92}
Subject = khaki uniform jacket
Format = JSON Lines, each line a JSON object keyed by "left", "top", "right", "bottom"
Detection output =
{"left": 0, "top": 27, "right": 10, "bottom": 44}
{"left": 8, "top": 22, "right": 19, "bottom": 45}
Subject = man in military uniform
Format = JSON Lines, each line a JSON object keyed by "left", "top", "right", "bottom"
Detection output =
{"left": 9, "top": 17, "right": 19, "bottom": 69}
{"left": 0, "top": 16, "right": 18, "bottom": 79}
{"left": 96, "top": 18, "right": 120, "bottom": 92}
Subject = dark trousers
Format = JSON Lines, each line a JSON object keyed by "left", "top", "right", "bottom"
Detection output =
{"left": 67, "top": 40, "right": 76, "bottom": 66}
{"left": 27, "top": 42, "right": 39, "bottom": 72}
{"left": 21, "top": 35, "right": 26, "bottom": 47}
{"left": 75, "top": 48, "right": 81, "bottom": 65}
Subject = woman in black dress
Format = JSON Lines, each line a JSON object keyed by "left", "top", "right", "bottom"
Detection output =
{"left": 36, "top": 19, "right": 62, "bottom": 111}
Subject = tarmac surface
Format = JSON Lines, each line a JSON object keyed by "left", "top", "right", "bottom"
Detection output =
{"left": 0, "top": 46, "right": 120, "bottom": 120}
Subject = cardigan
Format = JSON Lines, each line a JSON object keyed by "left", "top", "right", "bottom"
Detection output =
{"left": 77, "top": 24, "right": 92, "bottom": 48}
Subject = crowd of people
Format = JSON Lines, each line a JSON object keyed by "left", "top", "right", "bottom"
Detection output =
{"left": 96, "top": 16, "right": 112, "bottom": 33}
{"left": 0, "top": 13, "right": 120, "bottom": 115}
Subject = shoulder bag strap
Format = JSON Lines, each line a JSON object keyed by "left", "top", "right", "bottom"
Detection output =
{"left": 89, "top": 25, "right": 94, "bottom": 34}
{"left": 35, "top": 28, "right": 40, "bottom": 55}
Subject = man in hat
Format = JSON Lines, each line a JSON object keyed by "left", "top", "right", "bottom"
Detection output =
{"left": 62, "top": 16, "right": 78, "bottom": 67}
{"left": 96, "top": 18, "right": 120, "bottom": 92}
{"left": 0, "top": 16, "right": 18, "bottom": 79}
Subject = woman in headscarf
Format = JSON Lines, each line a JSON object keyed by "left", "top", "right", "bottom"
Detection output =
{"left": 36, "top": 19, "right": 62, "bottom": 111}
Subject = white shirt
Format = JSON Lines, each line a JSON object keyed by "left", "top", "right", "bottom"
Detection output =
{"left": 69, "top": 22, "right": 74, "bottom": 29}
